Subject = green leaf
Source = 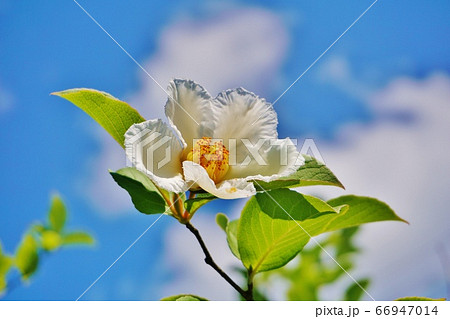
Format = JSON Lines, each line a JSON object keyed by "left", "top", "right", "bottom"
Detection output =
{"left": 31, "top": 223, "right": 47, "bottom": 234}
{"left": 344, "top": 278, "right": 370, "bottom": 301}
{"left": 185, "top": 193, "right": 216, "bottom": 215}
{"left": 110, "top": 167, "right": 167, "bottom": 215}
{"left": 62, "top": 232, "right": 95, "bottom": 245}
{"left": 238, "top": 189, "right": 337, "bottom": 273}
{"left": 0, "top": 276, "right": 6, "bottom": 294}
{"left": 48, "top": 194, "right": 66, "bottom": 232}
{"left": 15, "top": 234, "right": 39, "bottom": 279}
{"left": 161, "top": 294, "right": 208, "bottom": 301}
{"left": 215, "top": 213, "right": 240, "bottom": 259}
{"left": 332, "top": 226, "right": 360, "bottom": 257}
{"left": 52, "top": 88, "right": 145, "bottom": 148}
{"left": 284, "top": 247, "right": 328, "bottom": 301}
{"left": 238, "top": 189, "right": 405, "bottom": 274}
{"left": 226, "top": 219, "right": 241, "bottom": 260}
{"left": 257, "top": 226, "right": 365, "bottom": 301}
{"left": 215, "top": 213, "right": 229, "bottom": 232}
{"left": 0, "top": 243, "right": 13, "bottom": 294}
{"left": 253, "top": 155, "right": 344, "bottom": 190}
{"left": 41, "top": 230, "right": 62, "bottom": 251}
{"left": 0, "top": 243, "right": 12, "bottom": 277}
{"left": 326, "top": 195, "right": 408, "bottom": 230}
{"left": 395, "top": 296, "right": 446, "bottom": 301}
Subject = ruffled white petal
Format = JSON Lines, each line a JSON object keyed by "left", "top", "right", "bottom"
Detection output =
{"left": 165, "top": 79, "right": 215, "bottom": 149}
{"left": 182, "top": 161, "right": 256, "bottom": 199}
{"left": 225, "top": 138, "right": 304, "bottom": 183}
{"left": 125, "top": 119, "right": 188, "bottom": 193}
{"left": 211, "top": 88, "right": 278, "bottom": 164}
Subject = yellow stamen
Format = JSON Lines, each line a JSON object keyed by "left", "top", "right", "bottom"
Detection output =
{"left": 185, "top": 137, "right": 229, "bottom": 183}
{"left": 227, "top": 187, "right": 237, "bottom": 193}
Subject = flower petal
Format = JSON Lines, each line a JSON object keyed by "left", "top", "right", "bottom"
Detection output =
{"left": 183, "top": 161, "right": 256, "bottom": 199}
{"left": 211, "top": 88, "right": 278, "bottom": 163}
{"left": 225, "top": 138, "right": 303, "bottom": 182}
{"left": 165, "top": 79, "right": 214, "bottom": 149}
{"left": 125, "top": 119, "right": 188, "bottom": 193}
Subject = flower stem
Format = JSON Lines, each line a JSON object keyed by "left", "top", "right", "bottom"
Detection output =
{"left": 153, "top": 184, "right": 178, "bottom": 216}
{"left": 185, "top": 222, "right": 254, "bottom": 301}
{"left": 173, "top": 193, "right": 186, "bottom": 220}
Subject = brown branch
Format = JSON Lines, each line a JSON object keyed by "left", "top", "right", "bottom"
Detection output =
{"left": 185, "top": 222, "right": 253, "bottom": 301}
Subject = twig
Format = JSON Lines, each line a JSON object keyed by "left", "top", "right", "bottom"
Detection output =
{"left": 185, "top": 222, "right": 254, "bottom": 301}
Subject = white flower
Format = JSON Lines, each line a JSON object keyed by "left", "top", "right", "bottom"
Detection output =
{"left": 125, "top": 79, "right": 303, "bottom": 199}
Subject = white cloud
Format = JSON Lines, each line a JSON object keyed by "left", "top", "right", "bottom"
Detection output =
{"left": 129, "top": 7, "right": 289, "bottom": 121}
{"left": 307, "top": 72, "right": 450, "bottom": 300}
{"left": 86, "top": 7, "right": 290, "bottom": 214}
{"left": 0, "top": 82, "right": 14, "bottom": 114}
{"left": 316, "top": 55, "right": 373, "bottom": 100}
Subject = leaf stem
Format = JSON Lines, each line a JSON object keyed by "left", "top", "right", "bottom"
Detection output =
{"left": 247, "top": 268, "right": 254, "bottom": 300}
{"left": 185, "top": 222, "right": 254, "bottom": 301}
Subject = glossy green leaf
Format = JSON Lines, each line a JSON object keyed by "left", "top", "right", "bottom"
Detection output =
{"left": 344, "top": 279, "right": 370, "bottom": 301}
{"left": 238, "top": 189, "right": 406, "bottom": 274}
{"left": 161, "top": 294, "right": 208, "bottom": 301}
{"left": 238, "top": 189, "right": 337, "bottom": 273}
{"left": 253, "top": 155, "right": 344, "bottom": 191}
{"left": 52, "top": 88, "right": 145, "bottom": 148}
{"left": 62, "top": 232, "right": 95, "bottom": 245}
{"left": 48, "top": 194, "right": 66, "bottom": 232}
{"left": 41, "top": 230, "right": 62, "bottom": 251}
{"left": 185, "top": 193, "right": 216, "bottom": 215}
{"left": 395, "top": 296, "right": 446, "bottom": 301}
{"left": 110, "top": 167, "right": 167, "bottom": 215}
{"left": 326, "top": 195, "right": 408, "bottom": 230}
{"left": 15, "top": 234, "right": 39, "bottom": 279}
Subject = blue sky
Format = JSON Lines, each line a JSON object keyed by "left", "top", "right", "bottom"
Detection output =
{"left": 1, "top": 0, "right": 449, "bottom": 300}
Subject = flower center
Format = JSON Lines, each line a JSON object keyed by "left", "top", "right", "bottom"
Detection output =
{"left": 185, "top": 137, "right": 229, "bottom": 183}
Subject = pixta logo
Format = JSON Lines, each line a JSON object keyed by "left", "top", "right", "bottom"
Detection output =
{"left": 127, "top": 127, "right": 326, "bottom": 171}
